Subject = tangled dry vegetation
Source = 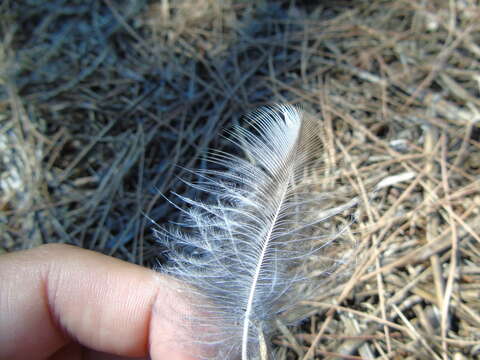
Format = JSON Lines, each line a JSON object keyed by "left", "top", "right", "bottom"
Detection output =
{"left": 1, "top": 0, "right": 479, "bottom": 359}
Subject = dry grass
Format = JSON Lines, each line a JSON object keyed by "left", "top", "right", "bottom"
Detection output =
{"left": 1, "top": 0, "right": 479, "bottom": 358}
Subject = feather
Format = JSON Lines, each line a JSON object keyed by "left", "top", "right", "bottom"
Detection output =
{"left": 156, "top": 104, "right": 357, "bottom": 359}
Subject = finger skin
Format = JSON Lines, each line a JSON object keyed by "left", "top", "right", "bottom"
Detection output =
{"left": 0, "top": 244, "right": 159, "bottom": 359}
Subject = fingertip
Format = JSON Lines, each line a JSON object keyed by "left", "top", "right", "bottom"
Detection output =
{"left": 0, "top": 245, "right": 158, "bottom": 358}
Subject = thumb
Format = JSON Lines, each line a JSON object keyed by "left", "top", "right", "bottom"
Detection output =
{"left": 0, "top": 244, "right": 199, "bottom": 360}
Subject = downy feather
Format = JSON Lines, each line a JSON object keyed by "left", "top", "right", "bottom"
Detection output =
{"left": 156, "top": 104, "right": 357, "bottom": 359}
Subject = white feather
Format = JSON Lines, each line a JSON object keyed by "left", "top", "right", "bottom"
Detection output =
{"left": 156, "top": 104, "right": 356, "bottom": 359}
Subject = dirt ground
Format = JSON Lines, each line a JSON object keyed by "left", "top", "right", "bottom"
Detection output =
{"left": 1, "top": 0, "right": 479, "bottom": 359}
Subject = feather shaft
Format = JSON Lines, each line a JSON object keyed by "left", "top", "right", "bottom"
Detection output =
{"left": 242, "top": 182, "right": 288, "bottom": 360}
